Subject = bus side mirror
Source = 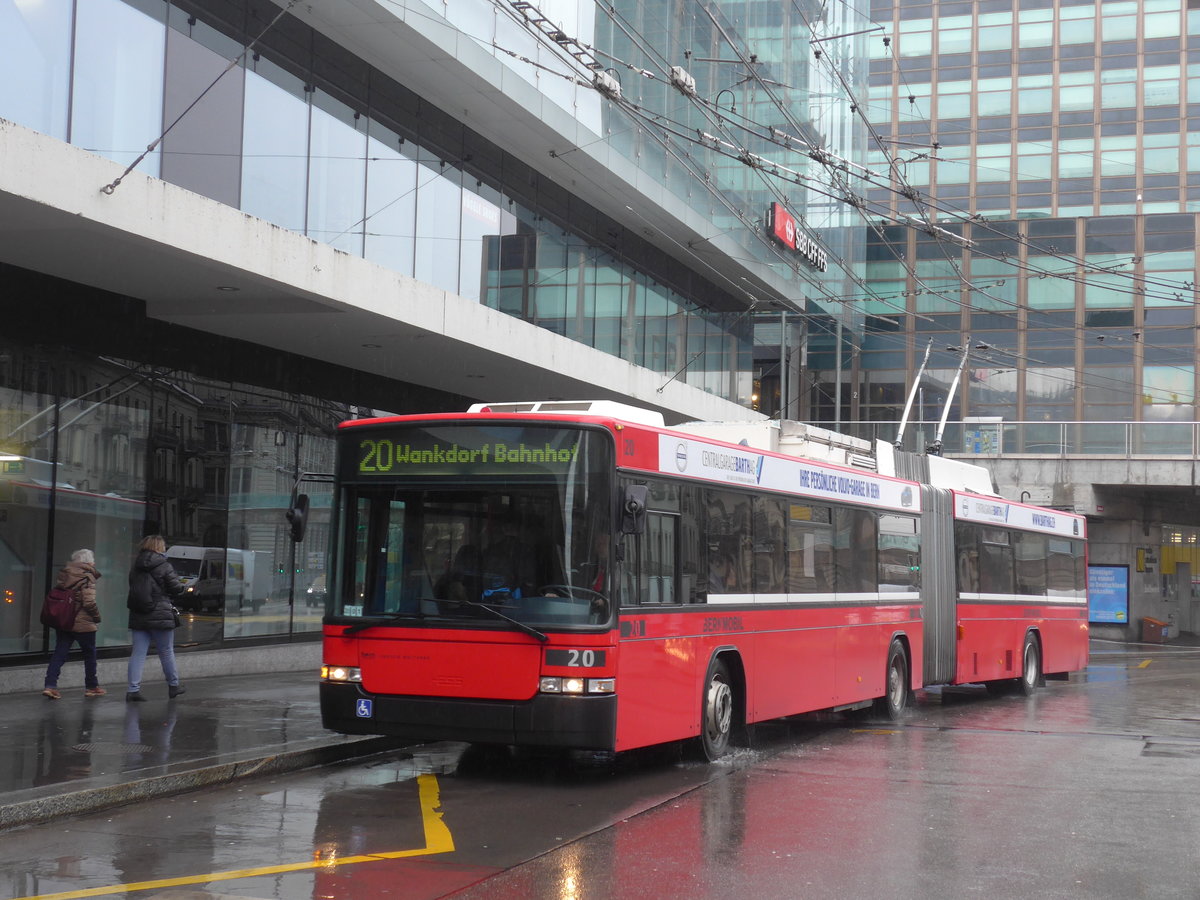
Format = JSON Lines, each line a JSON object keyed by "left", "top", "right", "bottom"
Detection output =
{"left": 286, "top": 494, "right": 310, "bottom": 542}
{"left": 621, "top": 485, "right": 648, "bottom": 535}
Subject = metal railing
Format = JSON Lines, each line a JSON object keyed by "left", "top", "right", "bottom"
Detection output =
{"left": 837, "top": 421, "right": 1200, "bottom": 458}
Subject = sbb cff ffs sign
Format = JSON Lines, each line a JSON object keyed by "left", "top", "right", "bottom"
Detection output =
{"left": 767, "top": 202, "right": 828, "bottom": 272}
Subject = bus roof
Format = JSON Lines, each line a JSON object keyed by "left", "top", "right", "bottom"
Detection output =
{"left": 465, "top": 400, "right": 668, "bottom": 426}
{"left": 340, "top": 405, "right": 926, "bottom": 514}
{"left": 337, "top": 405, "right": 1081, "bottom": 531}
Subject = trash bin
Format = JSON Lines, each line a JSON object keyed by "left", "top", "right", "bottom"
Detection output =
{"left": 1142, "top": 617, "right": 1169, "bottom": 643}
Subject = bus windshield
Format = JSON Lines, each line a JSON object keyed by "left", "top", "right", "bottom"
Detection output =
{"left": 332, "top": 423, "right": 614, "bottom": 629}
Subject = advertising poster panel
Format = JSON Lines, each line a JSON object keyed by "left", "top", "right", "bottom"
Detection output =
{"left": 1088, "top": 564, "right": 1129, "bottom": 624}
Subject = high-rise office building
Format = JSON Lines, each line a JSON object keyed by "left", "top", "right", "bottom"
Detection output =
{"left": 862, "top": 0, "right": 1200, "bottom": 636}
{"left": 861, "top": 0, "right": 1196, "bottom": 433}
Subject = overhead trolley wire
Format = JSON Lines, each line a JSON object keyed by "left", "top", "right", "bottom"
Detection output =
{"left": 483, "top": 0, "right": 1200, "bottom": 403}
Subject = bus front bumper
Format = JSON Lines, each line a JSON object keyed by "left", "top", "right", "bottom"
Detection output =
{"left": 320, "top": 682, "right": 617, "bottom": 750}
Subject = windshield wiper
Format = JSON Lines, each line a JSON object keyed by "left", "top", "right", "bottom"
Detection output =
{"left": 450, "top": 599, "right": 548, "bottom": 643}
{"left": 342, "top": 610, "right": 424, "bottom": 635}
{"left": 341, "top": 602, "right": 548, "bottom": 642}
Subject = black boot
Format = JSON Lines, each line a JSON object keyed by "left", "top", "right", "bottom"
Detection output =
{"left": 126, "top": 691, "right": 145, "bottom": 702}
{"left": 169, "top": 685, "right": 186, "bottom": 698}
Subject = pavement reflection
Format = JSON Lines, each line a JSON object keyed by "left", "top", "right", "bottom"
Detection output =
{"left": 121, "top": 700, "right": 177, "bottom": 765}
{"left": 32, "top": 701, "right": 98, "bottom": 788}
{"left": 445, "top": 652, "right": 1200, "bottom": 898}
{"left": 7, "top": 648, "right": 1200, "bottom": 899}
{"left": 0, "top": 671, "right": 344, "bottom": 816}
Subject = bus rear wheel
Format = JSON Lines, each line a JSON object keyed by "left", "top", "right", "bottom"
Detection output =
{"left": 874, "top": 640, "right": 908, "bottom": 721}
{"left": 1019, "top": 633, "right": 1041, "bottom": 696}
{"left": 699, "top": 659, "right": 733, "bottom": 761}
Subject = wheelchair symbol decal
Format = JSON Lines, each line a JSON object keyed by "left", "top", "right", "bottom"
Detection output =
{"left": 356, "top": 698, "right": 373, "bottom": 718}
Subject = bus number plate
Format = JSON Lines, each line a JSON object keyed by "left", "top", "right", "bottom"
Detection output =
{"left": 545, "top": 649, "right": 607, "bottom": 668}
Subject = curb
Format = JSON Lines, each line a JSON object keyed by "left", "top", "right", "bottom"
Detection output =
{"left": 0, "top": 735, "right": 405, "bottom": 832}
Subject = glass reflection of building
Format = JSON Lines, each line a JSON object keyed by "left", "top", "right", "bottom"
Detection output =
{"left": 0, "top": 320, "right": 385, "bottom": 656}
{"left": 858, "top": 0, "right": 1199, "bottom": 450}
{"left": 0, "top": 0, "right": 871, "bottom": 663}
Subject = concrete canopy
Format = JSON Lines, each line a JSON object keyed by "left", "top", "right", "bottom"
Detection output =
{"left": 0, "top": 118, "right": 761, "bottom": 426}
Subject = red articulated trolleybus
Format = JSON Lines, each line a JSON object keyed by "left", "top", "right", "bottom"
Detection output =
{"left": 294, "top": 400, "right": 1088, "bottom": 760}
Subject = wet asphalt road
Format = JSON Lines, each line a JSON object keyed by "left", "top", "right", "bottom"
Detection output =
{"left": 5, "top": 643, "right": 1200, "bottom": 900}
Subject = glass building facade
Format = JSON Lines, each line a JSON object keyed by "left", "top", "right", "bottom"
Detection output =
{"left": 0, "top": 268, "right": 465, "bottom": 659}
{"left": 854, "top": 0, "right": 1200, "bottom": 451}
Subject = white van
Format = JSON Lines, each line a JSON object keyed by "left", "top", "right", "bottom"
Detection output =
{"left": 166, "top": 546, "right": 270, "bottom": 614}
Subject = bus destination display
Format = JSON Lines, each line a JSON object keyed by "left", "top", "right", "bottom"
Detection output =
{"left": 343, "top": 425, "right": 591, "bottom": 478}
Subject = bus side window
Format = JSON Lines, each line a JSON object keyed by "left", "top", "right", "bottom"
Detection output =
{"left": 1047, "top": 538, "right": 1081, "bottom": 600}
{"left": 834, "top": 507, "right": 877, "bottom": 594}
{"left": 620, "top": 533, "right": 638, "bottom": 607}
{"left": 680, "top": 484, "right": 704, "bottom": 603}
{"left": 955, "top": 522, "right": 979, "bottom": 593}
{"left": 979, "top": 528, "right": 1014, "bottom": 595}
{"left": 705, "top": 489, "right": 751, "bottom": 594}
{"left": 1015, "top": 531, "right": 1048, "bottom": 597}
{"left": 752, "top": 496, "right": 786, "bottom": 594}
{"left": 878, "top": 514, "right": 920, "bottom": 592}
{"left": 786, "top": 503, "right": 833, "bottom": 594}
{"left": 621, "top": 513, "right": 677, "bottom": 605}
{"left": 647, "top": 513, "right": 676, "bottom": 604}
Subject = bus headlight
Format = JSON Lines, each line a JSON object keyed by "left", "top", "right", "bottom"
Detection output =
{"left": 539, "top": 677, "right": 614, "bottom": 694}
{"left": 321, "top": 665, "right": 362, "bottom": 683}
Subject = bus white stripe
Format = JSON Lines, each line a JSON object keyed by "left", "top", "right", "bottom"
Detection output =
{"left": 959, "top": 591, "right": 1087, "bottom": 605}
{"left": 704, "top": 592, "right": 920, "bottom": 605}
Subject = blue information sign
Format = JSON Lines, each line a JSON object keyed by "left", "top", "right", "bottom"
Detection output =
{"left": 1088, "top": 565, "right": 1129, "bottom": 624}
{"left": 355, "top": 698, "right": 373, "bottom": 718}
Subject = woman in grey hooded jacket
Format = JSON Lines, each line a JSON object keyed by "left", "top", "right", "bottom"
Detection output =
{"left": 126, "top": 534, "right": 186, "bottom": 702}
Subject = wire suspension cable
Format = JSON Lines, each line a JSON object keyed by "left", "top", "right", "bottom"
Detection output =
{"left": 486, "top": 0, "right": 1196, "bottom": 407}
{"left": 101, "top": 0, "right": 298, "bottom": 195}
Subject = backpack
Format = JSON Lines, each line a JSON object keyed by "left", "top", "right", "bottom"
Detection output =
{"left": 40, "top": 583, "right": 81, "bottom": 631}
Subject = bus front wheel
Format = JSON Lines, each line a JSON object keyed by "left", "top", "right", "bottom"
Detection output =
{"left": 699, "top": 659, "right": 733, "bottom": 761}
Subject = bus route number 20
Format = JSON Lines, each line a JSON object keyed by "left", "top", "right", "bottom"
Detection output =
{"left": 545, "top": 649, "right": 607, "bottom": 668}
{"left": 359, "top": 438, "right": 394, "bottom": 473}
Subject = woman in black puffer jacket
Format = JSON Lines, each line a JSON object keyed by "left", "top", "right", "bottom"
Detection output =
{"left": 126, "top": 534, "right": 186, "bottom": 702}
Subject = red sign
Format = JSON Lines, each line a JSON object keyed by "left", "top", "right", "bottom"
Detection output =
{"left": 769, "top": 201, "right": 798, "bottom": 249}
{"left": 766, "top": 202, "right": 828, "bottom": 272}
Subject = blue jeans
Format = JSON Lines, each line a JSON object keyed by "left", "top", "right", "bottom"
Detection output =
{"left": 127, "top": 629, "right": 179, "bottom": 692}
{"left": 44, "top": 630, "right": 99, "bottom": 689}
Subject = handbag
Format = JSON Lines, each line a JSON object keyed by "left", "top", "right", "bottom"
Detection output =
{"left": 40, "top": 583, "right": 81, "bottom": 631}
{"left": 171, "top": 606, "right": 182, "bottom": 627}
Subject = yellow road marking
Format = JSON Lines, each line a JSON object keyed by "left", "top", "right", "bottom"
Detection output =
{"left": 850, "top": 728, "right": 900, "bottom": 735}
{"left": 17, "top": 773, "right": 454, "bottom": 900}
{"left": 1138, "top": 659, "right": 1153, "bottom": 668}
